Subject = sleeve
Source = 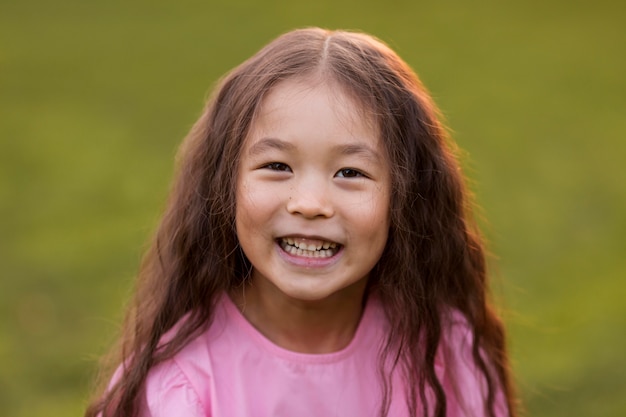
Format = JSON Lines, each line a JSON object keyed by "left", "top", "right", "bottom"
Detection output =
{"left": 139, "top": 360, "right": 208, "bottom": 417}
{"left": 438, "top": 314, "right": 509, "bottom": 417}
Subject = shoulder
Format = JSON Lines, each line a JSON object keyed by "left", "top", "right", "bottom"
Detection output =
{"left": 142, "top": 357, "right": 208, "bottom": 417}
{"left": 439, "top": 310, "right": 475, "bottom": 364}
{"left": 437, "top": 310, "right": 509, "bottom": 417}
{"left": 140, "top": 300, "right": 231, "bottom": 417}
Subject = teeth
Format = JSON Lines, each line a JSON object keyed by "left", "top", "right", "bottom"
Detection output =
{"left": 280, "top": 238, "right": 339, "bottom": 259}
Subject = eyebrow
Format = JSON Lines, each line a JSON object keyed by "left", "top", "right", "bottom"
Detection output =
{"left": 246, "top": 137, "right": 382, "bottom": 162}
{"left": 246, "top": 137, "right": 296, "bottom": 156}
{"left": 332, "top": 143, "right": 382, "bottom": 163}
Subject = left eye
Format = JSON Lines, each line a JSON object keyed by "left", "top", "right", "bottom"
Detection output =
{"left": 336, "top": 168, "right": 364, "bottom": 178}
{"left": 263, "top": 162, "right": 291, "bottom": 172}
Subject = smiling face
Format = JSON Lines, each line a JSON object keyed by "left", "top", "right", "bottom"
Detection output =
{"left": 235, "top": 77, "right": 391, "bottom": 304}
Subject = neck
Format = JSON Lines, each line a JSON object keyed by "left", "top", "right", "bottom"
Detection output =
{"left": 230, "top": 278, "right": 368, "bottom": 354}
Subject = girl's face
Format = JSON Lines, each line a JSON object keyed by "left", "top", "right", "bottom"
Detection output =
{"left": 236, "top": 78, "right": 391, "bottom": 304}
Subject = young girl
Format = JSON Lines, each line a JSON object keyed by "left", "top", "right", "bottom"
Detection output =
{"left": 86, "top": 27, "right": 517, "bottom": 417}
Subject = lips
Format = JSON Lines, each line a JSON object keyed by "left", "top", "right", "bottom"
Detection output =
{"left": 279, "top": 237, "right": 341, "bottom": 258}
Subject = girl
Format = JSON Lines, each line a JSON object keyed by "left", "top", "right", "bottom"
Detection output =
{"left": 86, "top": 27, "right": 517, "bottom": 417}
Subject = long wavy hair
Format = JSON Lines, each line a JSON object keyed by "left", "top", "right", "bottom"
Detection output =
{"left": 86, "top": 27, "right": 517, "bottom": 417}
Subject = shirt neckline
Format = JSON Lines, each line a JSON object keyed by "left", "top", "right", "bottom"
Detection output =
{"left": 220, "top": 292, "right": 381, "bottom": 364}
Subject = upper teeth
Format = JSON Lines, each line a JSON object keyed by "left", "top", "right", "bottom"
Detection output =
{"left": 283, "top": 237, "right": 337, "bottom": 251}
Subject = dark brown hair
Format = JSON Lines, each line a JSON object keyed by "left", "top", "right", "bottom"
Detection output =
{"left": 86, "top": 27, "right": 517, "bottom": 417}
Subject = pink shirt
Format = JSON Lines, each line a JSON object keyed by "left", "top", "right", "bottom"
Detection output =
{"left": 135, "top": 295, "right": 507, "bottom": 417}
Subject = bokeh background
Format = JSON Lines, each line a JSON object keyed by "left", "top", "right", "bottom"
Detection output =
{"left": 1, "top": 0, "right": 625, "bottom": 415}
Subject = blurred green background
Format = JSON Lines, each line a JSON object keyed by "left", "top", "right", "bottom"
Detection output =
{"left": 1, "top": 0, "right": 625, "bottom": 415}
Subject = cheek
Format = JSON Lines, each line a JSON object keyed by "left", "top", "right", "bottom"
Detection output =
{"left": 366, "top": 193, "right": 391, "bottom": 249}
{"left": 235, "top": 183, "right": 253, "bottom": 239}
{"left": 237, "top": 183, "right": 269, "bottom": 216}
{"left": 235, "top": 182, "right": 277, "bottom": 236}
{"left": 349, "top": 196, "right": 390, "bottom": 245}
{"left": 359, "top": 187, "right": 390, "bottom": 226}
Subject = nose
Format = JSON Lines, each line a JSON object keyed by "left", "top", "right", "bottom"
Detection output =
{"left": 286, "top": 176, "right": 334, "bottom": 219}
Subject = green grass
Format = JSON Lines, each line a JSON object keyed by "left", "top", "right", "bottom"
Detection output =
{"left": 1, "top": 1, "right": 625, "bottom": 415}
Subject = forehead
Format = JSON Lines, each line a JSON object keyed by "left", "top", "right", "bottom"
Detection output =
{"left": 249, "top": 77, "right": 379, "bottom": 142}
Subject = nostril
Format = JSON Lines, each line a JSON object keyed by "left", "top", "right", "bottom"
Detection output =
{"left": 286, "top": 186, "right": 334, "bottom": 218}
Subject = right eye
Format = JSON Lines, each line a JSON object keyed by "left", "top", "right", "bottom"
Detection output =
{"left": 262, "top": 162, "right": 291, "bottom": 172}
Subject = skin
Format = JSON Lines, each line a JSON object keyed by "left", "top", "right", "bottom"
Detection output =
{"left": 233, "top": 77, "right": 391, "bottom": 353}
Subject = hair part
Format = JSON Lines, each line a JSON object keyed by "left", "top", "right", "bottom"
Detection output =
{"left": 86, "top": 27, "right": 517, "bottom": 417}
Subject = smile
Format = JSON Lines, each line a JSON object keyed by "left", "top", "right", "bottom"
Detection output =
{"left": 279, "top": 237, "right": 341, "bottom": 258}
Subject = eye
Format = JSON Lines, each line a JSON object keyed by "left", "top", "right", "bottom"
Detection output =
{"left": 263, "top": 162, "right": 291, "bottom": 172}
{"left": 335, "top": 168, "right": 365, "bottom": 178}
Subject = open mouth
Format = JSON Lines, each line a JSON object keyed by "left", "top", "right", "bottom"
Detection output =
{"left": 279, "top": 237, "right": 341, "bottom": 258}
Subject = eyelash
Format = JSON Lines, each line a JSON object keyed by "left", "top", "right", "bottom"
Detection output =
{"left": 262, "top": 163, "right": 366, "bottom": 178}
{"left": 335, "top": 168, "right": 365, "bottom": 178}
{"left": 263, "top": 162, "right": 291, "bottom": 172}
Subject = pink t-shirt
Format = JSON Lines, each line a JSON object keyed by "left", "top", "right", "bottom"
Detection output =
{"left": 134, "top": 295, "right": 507, "bottom": 417}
